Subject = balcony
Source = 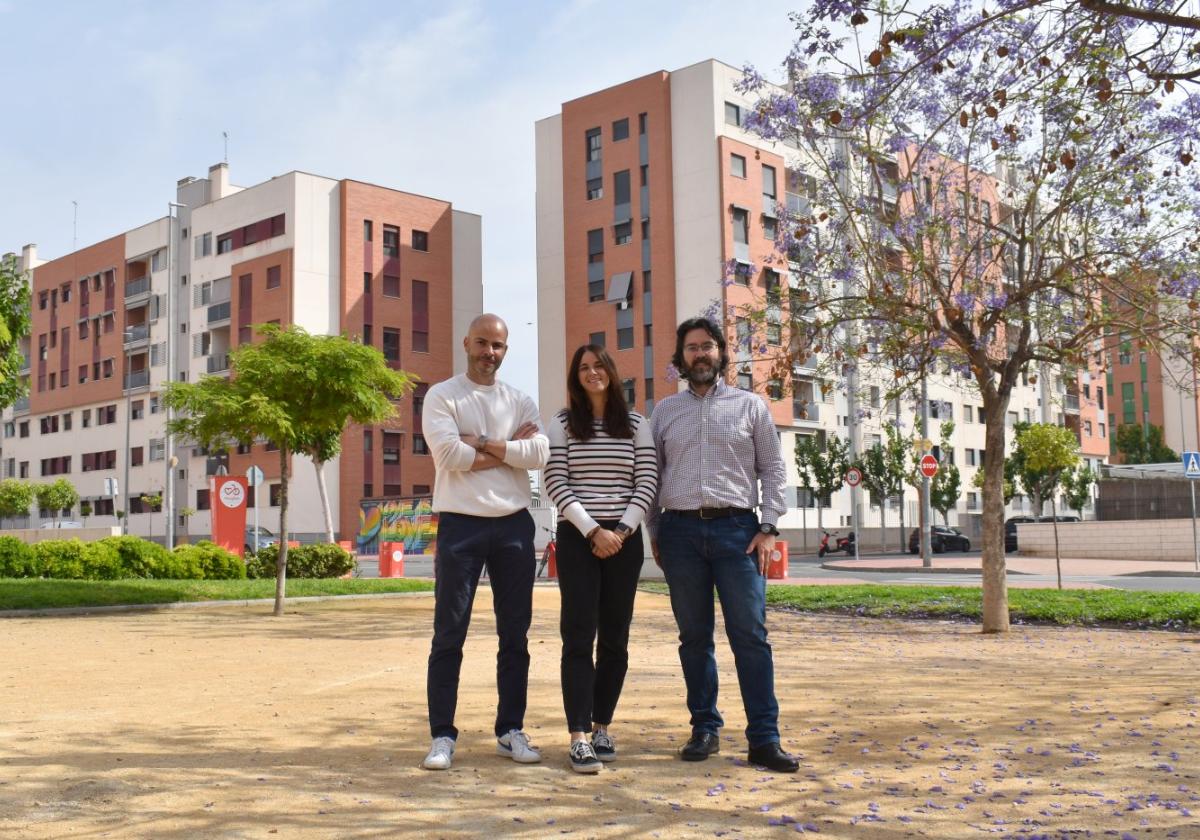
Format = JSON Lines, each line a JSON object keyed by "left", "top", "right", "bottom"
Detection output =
{"left": 12, "top": 395, "right": 30, "bottom": 414}
{"left": 123, "top": 369, "right": 150, "bottom": 391}
{"left": 207, "top": 300, "right": 231, "bottom": 325}
{"left": 1064, "top": 393, "right": 1080, "bottom": 413}
{"left": 785, "top": 192, "right": 810, "bottom": 216}
{"left": 792, "top": 354, "right": 819, "bottom": 373}
{"left": 123, "top": 323, "right": 150, "bottom": 347}
{"left": 125, "top": 276, "right": 151, "bottom": 302}
{"left": 792, "top": 401, "right": 820, "bottom": 423}
{"left": 206, "top": 354, "right": 230, "bottom": 374}
{"left": 19, "top": 352, "right": 30, "bottom": 374}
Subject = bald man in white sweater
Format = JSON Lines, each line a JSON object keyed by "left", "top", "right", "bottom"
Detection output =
{"left": 420, "top": 314, "right": 550, "bottom": 771}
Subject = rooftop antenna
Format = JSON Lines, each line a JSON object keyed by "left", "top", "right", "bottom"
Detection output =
{"left": 72, "top": 200, "right": 78, "bottom": 252}
{"left": 222, "top": 131, "right": 229, "bottom": 164}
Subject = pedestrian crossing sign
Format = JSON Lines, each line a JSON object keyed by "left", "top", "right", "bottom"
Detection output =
{"left": 1184, "top": 451, "right": 1200, "bottom": 479}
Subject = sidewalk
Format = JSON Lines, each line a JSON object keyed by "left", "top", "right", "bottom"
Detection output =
{"left": 819, "top": 552, "right": 1200, "bottom": 577}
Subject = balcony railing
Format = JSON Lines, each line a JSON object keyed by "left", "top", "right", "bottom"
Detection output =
{"left": 125, "top": 277, "right": 151, "bottom": 299}
{"left": 123, "top": 369, "right": 150, "bottom": 390}
{"left": 1064, "top": 394, "right": 1080, "bottom": 412}
{"left": 207, "top": 301, "right": 231, "bottom": 324}
{"left": 206, "top": 354, "right": 230, "bottom": 374}
{"left": 792, "top": 401, "right": 820, "bottom": 423}
{"left": 19, "top": 352, "right": 30, "bottom": 373}
{"left": 123, "top": 323, "right": 150, "bottom": 345}
{"left": 12, "top": 396, "right": 30, "bottom": 414}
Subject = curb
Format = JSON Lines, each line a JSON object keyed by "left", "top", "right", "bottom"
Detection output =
{"left": 0, "top": 590, "right": 434, "bottom": 619}
{"left": 817, "top": 563, "right": 1035, "bottom": 575}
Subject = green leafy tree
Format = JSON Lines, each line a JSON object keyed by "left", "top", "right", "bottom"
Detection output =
{"left": 795, "top": 432, "right": 849, "bottom": 535}
{"left": 972, "top": 461, "right": 1016, "bottom": 506}
{"left": 35, "top": 479, "right": 79, "bottom": 525}
{"left": 140, "top": 493, "right": 163, "bottom": 541}
{"left": 1062, "top": 464, "right": 1096, "bottom": 520}
{"left": 0, "top": 253, "right": 32, "bottom": 412}
{"left": 857, "top": 421, "right": 908, "bottom": 550}
{"left": 0, "top": 479, "right": 35, "bottom": 527}
{"left": 930, "top": 464, "right": 962, "bottom": 528}
{"left": 1114, "top": 423, "right": 1178, "bottom": 464}
{"left": 1017, "top": 423, "right": 1082, "bottom": 589}
{"left": 164, "top": 324, "right": 412, "bottom": 615}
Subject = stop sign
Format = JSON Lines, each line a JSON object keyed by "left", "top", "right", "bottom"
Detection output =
{"left": 919, "top": 454, "right": 939, "bottom": 478}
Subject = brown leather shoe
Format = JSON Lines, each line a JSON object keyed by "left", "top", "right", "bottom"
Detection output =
{"left": 747, "top": 742, "right": 799, "bottom": 773}
{"left": 679, "top": 732, "right": 720, "bottom": 761}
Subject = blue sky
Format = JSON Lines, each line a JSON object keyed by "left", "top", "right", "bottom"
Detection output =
{"left": 1, "top": 0, "right": 804, "bottom": 400}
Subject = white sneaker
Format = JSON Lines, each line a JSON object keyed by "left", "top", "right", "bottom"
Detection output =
{"left": 421, "top": 736, "right": 455, "bottom": 770}
{"left": 496, "top": 729, "right": 542, "bottom": 764}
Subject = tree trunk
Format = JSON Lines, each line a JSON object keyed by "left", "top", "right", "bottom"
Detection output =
{"left": 980, "top": 405, "right": 1011, "bottom": 633}
{"left": 1051, "top": 495, "right": 1063, "bottom": 590}
{"left": 274, "top": 447, "right": 290, "bottom": 617}
{"left": 313, "top": 458, "right": 335, "bottom": 543}
{"left": 879, "top": 497, "right": 887, "bottom": 554}
{"left": 898, "top": 489, "right": 905, "bottom": 553}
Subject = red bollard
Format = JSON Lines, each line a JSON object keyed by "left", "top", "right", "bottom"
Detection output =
{"left": 378, "top": 542, "right": 404, "bottom": 578}
{"left": 767, "top": 540, "right": 789, "bottom": 579}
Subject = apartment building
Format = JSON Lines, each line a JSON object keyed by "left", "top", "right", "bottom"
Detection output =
{"left": 2, "top": 164, "right": 481, "bottom": 542}
{"left": 1103, "top": 334, "right": 1200, "bottom": 462}
{"left": 535, "top": 59, "right": 1104, "bottom": 531}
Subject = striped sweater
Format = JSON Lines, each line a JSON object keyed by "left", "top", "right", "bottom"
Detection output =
{"left": 543, "top": 409, "right": 659, "bottom": 537}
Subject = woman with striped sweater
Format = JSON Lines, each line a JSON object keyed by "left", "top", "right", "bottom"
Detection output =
{"left": 543, "top": 344, "right": 658, "bottom": 773}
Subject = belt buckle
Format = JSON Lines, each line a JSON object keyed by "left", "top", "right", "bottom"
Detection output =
{"left": 699, "top": 507, "right": 714, "bottom": 520}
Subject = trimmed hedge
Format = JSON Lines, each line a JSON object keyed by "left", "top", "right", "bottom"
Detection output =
{"left": 0, "top": 537, "right": 244, "bottom": 581}
{"left": 246, "top": 543, "right": 355, "bottom": 579}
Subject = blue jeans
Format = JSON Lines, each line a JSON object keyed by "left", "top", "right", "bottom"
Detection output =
{"left": 427, "top": 510, "right": 535, "bottom": 739}
{"left": 658, "top": 511, "right": 780, "bottom": 748}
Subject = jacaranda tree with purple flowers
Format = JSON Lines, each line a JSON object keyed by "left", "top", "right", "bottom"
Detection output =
{"left": 735, "top": 0, "right": 1200, "bottom": 631}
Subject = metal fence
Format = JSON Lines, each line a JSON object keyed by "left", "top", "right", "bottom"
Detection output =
{"left": 1095, "top": 478, "right": 1197, "bottom": 520}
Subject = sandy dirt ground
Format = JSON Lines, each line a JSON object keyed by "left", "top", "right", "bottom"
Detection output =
{"left": 1, "top": 586, "right": 1198, "bottom": 839}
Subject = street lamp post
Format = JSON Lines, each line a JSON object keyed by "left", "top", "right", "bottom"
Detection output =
{"left": 123, "top": 328, "right": 133, "bottom": 536}
{"left": 165, "top": 202, "right": 187, "bottom": 547}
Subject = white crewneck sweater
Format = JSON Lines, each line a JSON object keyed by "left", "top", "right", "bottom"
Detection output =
{"left": 422, "top": 374, "right": 549, "bottom": 516}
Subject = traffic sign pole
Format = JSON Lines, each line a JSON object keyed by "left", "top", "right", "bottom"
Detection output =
{"left": 247, "top": 465, "right": 264, "bottom": 554}
{"left": 1185, "top": 452, "right": 1200, "bottom": 573}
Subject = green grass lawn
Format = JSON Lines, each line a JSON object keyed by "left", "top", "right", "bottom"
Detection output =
{"left": 638, "top": 582, "right": 1200, "bottom": 631}
{"left": 0, "top": 577, "right": 434, "bottom": 612}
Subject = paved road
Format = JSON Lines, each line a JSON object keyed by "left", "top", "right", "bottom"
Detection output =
{"left": 788, "top": 549, "right": 1200, "bottom": 592}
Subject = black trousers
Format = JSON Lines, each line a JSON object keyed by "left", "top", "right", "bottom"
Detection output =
{"left": 557, "top": 518, "right": 644, "bottom": 733}
{"left": 427, "top": 510, "right": 535, "bottom": 739}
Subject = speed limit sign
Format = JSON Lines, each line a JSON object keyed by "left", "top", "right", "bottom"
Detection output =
{"left": 845, "top": 466, "right": 863, "bottom": 487}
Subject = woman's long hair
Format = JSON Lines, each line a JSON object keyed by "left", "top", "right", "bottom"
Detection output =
{"left": 565, "top": 344, "right": 633, "bottom": 441}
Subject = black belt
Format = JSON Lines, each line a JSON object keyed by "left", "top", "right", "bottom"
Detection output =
{"left": 669, "top": 507, "right": 753, "bottom": 520}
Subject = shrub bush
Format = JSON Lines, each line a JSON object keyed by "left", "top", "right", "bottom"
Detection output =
{"left": 172, "top": 541, "right": 245, "bottom": 580}
{"left": 247, "top": 543, "right": 354, "bottom": 579}
{"left": 0, "top": 535, "right": 37, "bottom": 578}
{"left": 33, "top": 539, "right": 122, "bottom": 580}
{"left": 98, "top": 536, "right": 171, "bottom": 579}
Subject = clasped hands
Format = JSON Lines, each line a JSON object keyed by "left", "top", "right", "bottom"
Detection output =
{"left": 587, "top": 526, "right": 626, "bottom": 559}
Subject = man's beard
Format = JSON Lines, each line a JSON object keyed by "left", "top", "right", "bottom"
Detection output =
{"left": 681, "top": 358, "right": 718, "bottom": 384}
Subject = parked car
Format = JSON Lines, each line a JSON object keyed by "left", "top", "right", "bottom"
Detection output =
{"left": 908, "top": 525, "right": 971, "bottom": 553}
{"left": 40, "top": 520, "right": 83, "bottom": 529}
{"left": 245, "top": 526, "right": 277, "bottom": 553}
{"left": 1038, "top": 515, "right": 1079, "bottom": 523}
{"left": 1004, "top": 516, "right": 1036, "bottom": 552}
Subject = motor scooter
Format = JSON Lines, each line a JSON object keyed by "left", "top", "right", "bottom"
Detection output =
{"left": 817, "top": 529, "right": 856, "bottom": 558}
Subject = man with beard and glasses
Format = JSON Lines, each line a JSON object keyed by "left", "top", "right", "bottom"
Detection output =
{"left": 645, "top": 316, "right": 798, "bottom": 773}
{"left": 419, "top": 313, "right": 550, "bottom": 771}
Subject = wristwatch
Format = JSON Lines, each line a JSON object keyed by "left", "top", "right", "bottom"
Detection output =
{"left": 475, "top": 434, "right": 489, "bottom": 452}
{"left": 759, "top": 523, "right": 779, "bottom": 537}
{"left": 615, "top": 523, "right": 633, "bottom": 538}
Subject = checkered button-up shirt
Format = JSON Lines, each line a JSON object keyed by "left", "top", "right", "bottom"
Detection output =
{"left": 646, "top": 379, "right": 787, "bottom": 539}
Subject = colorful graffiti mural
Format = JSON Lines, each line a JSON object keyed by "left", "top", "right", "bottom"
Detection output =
{"left": 358, "top": 497, "right": 438, "bottom": 556}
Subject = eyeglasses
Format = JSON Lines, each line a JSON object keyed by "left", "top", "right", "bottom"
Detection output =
{"left": 683, "top": 342, "right": 719, "bottom": 354}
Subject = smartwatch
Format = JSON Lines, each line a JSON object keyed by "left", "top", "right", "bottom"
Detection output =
{"left": 759, "top": 523, "right": 779, "bottom": 537}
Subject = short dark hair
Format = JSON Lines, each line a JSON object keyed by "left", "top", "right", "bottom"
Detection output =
{"left": 672, "top": 317, "right": 729, "bottom": 377}
{"left": 564, "top": 344, "right": 634, "bottom": 440}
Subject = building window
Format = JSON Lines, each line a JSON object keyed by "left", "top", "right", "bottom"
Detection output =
{"left": 585, "top": 127, "right": 601, "bottom": 162}
{"left": 587, "top": 228, "right": 604, "bottom": 302}
{"left": 131, "top": 400, "right": 144, "bottom": 420}
{"left": 732, "top": 208, "right": 749, "bottom": 250}
{"left": 763, "top": 216, "right": 777, "bottom": 240}
{"left": 383, "top": 275, "right": 401, "bottom": 297}
{"left": 614, "top": 222, "right": 632, "bottom": 245}
{"left": 412, "top": 279, "right": 429, "bottom": 353}
{"left": 612, "top": 118, "right": 629, "bottom": 141}
{"left": 362, "top": 324, "right": 373, "bottom": 345}
{"left": 266, "top": 265, "right": 281, "bottom": 289}
{"left": 614, "top": 169, "right": 631, "bottom": 206}
{"left": 413, "top": 434, "right": 429, "bottom": 455}
{"left": 589, "top": 331, "right": 606, "bottom": 347}
{"left": 150, "top": 396, "right": 160, "bottom": 414}
{"left": 639, "top": 112, "right": 647, "bottom": 135}
{"left": 382, "top": 225, "right": 400, "bottom": 257}
{"left": 130, "top": 446, "right": 144, "bottom": 467}
{"left": 622, "top": 378, "right": 635, "bottom": 407}
{"left": 724, "top": 101, "right": 742, "bottom": 127}
{"left": 412, "top": 230, "right": 429, "bottom": 252}
{"left": 413, "top": 382, "right": 428, "bottom": 420}
{"left": 196, "top": 489, "right": 210, "bottom": 511}
{"left": 363, "top": 220, "right": 373, "bottom": 241}
{"left": 382, "top": 328, "right": 401, "bottom": 364}
{"left": 731, "top": 154, "right": 746, "bottom": 179}
{"left": 413, "top": 484, "right": 431, "bottom": 496}
{"left": 149, "top": 438, "right": 165, "bottom": 461}
{"left": 269, "top": 484, "right": 282, "bottom": 507}
{"left": 363, "top": 429, "right": 373, "bottom": 453}
{"left": 216, "top": 234, "right": 233, "bottom": 254}
{"left": 617, "top": 323, "right": 633, "bottom": 350}
{"left": 586, "top": 178, "right": 603, "bottom": 200}
{"left": 383, "top": 432, "right": 401, "bottom": 464}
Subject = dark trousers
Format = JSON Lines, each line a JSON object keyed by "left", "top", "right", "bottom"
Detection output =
{"left": 657, "top": 510, "right": 780, "bottom": 748}
{"left": 427, "top": 509, "right": 535, "bottom": 740}
{"left": 557, "top": 519, "right": 644, "bottom": 733}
